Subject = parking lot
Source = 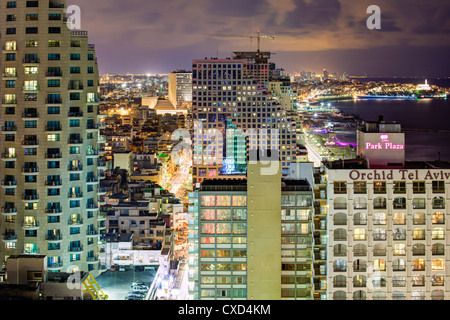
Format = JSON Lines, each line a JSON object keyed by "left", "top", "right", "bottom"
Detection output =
{"left": 95, "top": 267, "right": 157, "bottom": 300}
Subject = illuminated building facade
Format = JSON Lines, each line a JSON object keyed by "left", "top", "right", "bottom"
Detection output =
{"left": 324, "top": 119, "right": 450, "bottom": 300}
{"left": 0, "top": 0, "right": 102, "bottom": 274}
{"left": 188, "top": 162, "right": 316, "bottom": 300}
{"left": 168, "top": 70, "right": 192, "bottom": 109}
{"left": 191, "top": 56, "right": 296, "bottom": 184}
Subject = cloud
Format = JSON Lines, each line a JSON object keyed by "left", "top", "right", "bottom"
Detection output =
{"left": 280, "top": 0, "right": 342, "bottom": 29}
{"left": 206, "top": 0, "right": 271, "bottom": 18}
{"left": 66, "top": 0, "right": 450, "bottom": 76}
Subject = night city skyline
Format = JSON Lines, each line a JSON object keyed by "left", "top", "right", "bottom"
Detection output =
{"left": 69, "top": 0, "right": 450, "bottom": 77}
{"left": 2, "top": 0, "right": 450, "bottom": 305}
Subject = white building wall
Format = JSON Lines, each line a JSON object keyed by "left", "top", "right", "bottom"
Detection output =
{"left": 326, "top": 168, "right": 450, "bottom": 300}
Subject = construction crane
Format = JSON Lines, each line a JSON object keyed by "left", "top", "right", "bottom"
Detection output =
{"left": 204, "top": 30, "right": 275, "bottom": 52}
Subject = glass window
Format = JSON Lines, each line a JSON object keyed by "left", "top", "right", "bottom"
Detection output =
{"left": 334, "top": 182, "right": 347, "bottom": 194}
{"left": 233, "top": 223, "right": 246, "bottom": 235}
{"left": 200, "top": 209, "right": 215, "bottom": 221}
{"left": 413, "top": 181, "right": 426, "bottom": 194}
{"left": 216, "top": 209, "right": 231, "bottom": 220}
{"left": 432, "top": 259, "right": 445, "bottom": 271}
{"left": 373, "top": 181, "right": 386, "bottom": 194}
{"left": 373, "top": 212, "right": 386, "bottom": 225}
{"left": 232, "top": 195, "right": 246, "bottom": 207}
{"left": 201, "top": 223, "right": 215, "bottom": 234}
{"left": 353, "top": 228, "right": 366, "bottom": 241}
{"left": 353, "top": 181, "right": 367, "bottom": 194}
{"left": 432, "top": 181, "right": 445, "bottom": 194}
{"left": 216, "top": 195, "right": 231, "bottom": 207}
{"left": 393, "top": 212, "right": 405, "bottom": 225}
{"left": 216, "top": 223, "right": 231, "bottom": 234}
{"left": 232, "top": 209, "right": 246, "bottom": 221}
{"left": 200, "top": 195, "right": 215, "bottom": 207}
{"left": 432, "top": 212, "right": 445, "bottom": 224}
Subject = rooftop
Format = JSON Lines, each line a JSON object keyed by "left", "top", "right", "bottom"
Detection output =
{"left": 103, "top": 233, "right": 133, "bottom": 243}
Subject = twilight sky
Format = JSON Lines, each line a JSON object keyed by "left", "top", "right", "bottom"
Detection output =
{"left": 68, "top": 0, "right": 450, "bottom": 77}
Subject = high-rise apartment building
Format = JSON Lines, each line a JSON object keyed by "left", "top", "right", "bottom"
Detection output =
{"left": 168, "top": 70, "right": 192, "bottom": 109}
{"left": 187, "top": 162, "right": 316, "bottom": 300}
{"left": 0, "top": 0, "right": 102, "bottom": 274}
{"left": 191, "top": 55, "right": 297, "bottom": 184}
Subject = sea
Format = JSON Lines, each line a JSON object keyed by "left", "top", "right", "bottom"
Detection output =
{"left": 332, "top": 78, "right": 450, "bottom": 162}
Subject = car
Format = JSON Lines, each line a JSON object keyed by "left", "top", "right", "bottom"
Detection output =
{"left": 129, "top": 291, "right": 146, "bottom": 297}
{"left": 131, "top": 281, "right": 148, "bottom": 287}
{"left": 131, "top": 286, "right": 148, "bottom": 293}
{"left": 125, "top": 295, "right": 143, "bottom": 300}
{"left": 119, "top": 267, "right": 125, "bottom": 272}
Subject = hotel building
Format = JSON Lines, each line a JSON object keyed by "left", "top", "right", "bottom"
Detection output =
{"left": 325, "top": 118, "right": 450, "bottom": 300}
{"left": 0, "top": 0, "right": 102, "bottom": 274}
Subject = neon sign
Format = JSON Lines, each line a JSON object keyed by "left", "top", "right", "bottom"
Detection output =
{"left": 365, "top": 134, "right": 404, "bottom": 150}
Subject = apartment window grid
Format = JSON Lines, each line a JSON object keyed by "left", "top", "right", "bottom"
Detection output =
{"left": 198, "top": 192, "right": 248, "bottom": 300}
{"left": 281, "top": 192, "right": 314, "bottom": 300}
{"left": 329, "top": 178, "right": 449, "bottom": 300}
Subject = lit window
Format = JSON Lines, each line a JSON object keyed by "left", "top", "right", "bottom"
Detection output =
{"left": 432, "top": 259, "right": 445, "bottom": 271}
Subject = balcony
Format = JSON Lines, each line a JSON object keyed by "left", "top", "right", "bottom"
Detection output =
{"left": 68, "top": 138, "right": 83, "bottom": 145}
{"left": 46, "top": 234, "right": 63, "bottom": 242}
{"left": 22, "top": 221, "right": 40, "bottom": 230}
{"left": 86, "top": 177, "right": 99, "bottom": 184}
{"left": 23, "top": 58, "right": 40, "bottom": 64}
{"left": 87, "top": 97, "right": 100, "bottom": 104}
{"left": 47, "top": 262, "right": 63, "bottom": 270}
{"left": 22, "top": 167, "right": 40, "bottom": 175}
{"left": 86, "top": 150, "right": 99, "bottom": 158}
{"left": 46, "top": 153, "right": 62, "bottom": 159}
{"left": 1, "top": 126, "right": 17, "bottom": 134}
{"left": 45, "top": 180, "right": 62, "bottom": 187}
{"left": 45, "top": 208, "right": 62, "bottom": 215}
{"left": 1, "top": 153, "right": 16, "bottom": 161}
{"left": 97, "top": 211, "right": 107, "bottom": 220}
{"left": 45, "top": 125, "right": 62, "bottom": 132}
{"left": 68, "top": 165, "right": 83, "bottom": 172}
{"left": 1, "top": 207, "right": 17, "bottom": 216}
{"left": 3, "top": 45, "right": 17, "bottom": 52}
{"left": 86, "top": 256, "right": 99, "bottom": 263}
{"left": 23, "top": 85, "right": 39, "bottom": 92}
{"left": 46, "top": 71, "right": 63, "bottom": 77}
{"left": 22, "top": 194, "right": 39, "bottom": 202}
{"left": 97, "top": 160, "right": 107, "bottom": 169}
{"left": 24, "top": 248, "right": 40, "bottom": 255}
{"left": 97, "top": 136, "right": 107, "bottom": 144}
{"left": 86, "top": 124, "right": 99, "bottom": 132}
{"left": 1, "top": 180, "right": 17, "bottom": 188}
{"left": 86, "top": 203, "right": 99, "bottom": 211}
{"left": 21, "top": 140, "right": 39, "bottom": 148}
{"left": 68, "top": 84, "right": 84, "bottom": 91}
{"left": 86, "top": 229, "right": 98, "bottom": 237}
{"left": 2, "top": 99, "right": 17, "bottom": 106}
{"left": 99, "top": 172, "right": 106, "bottom": 180}
{"left": 97, "top": 187, "right": 107, "bottom": 196}
{"left": 2, "top": 234, "right": 17, "bottom": 242}
{"left": 46, "top": 98, "right": 62, "bottom": 104}
{"left": 68, "top": 246, "right": 84, "bottom": 253}
{"left": 68, "top": 193, "right": 83, "bottom": 200}
{"left": 2, "top": 72, "right": 17, "bottom": 79}
{"left": 68, "top": 111, "right": 83, "bottom": 118}
{"left": 22, "top": 112, "right": 39, "bottom": 120}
